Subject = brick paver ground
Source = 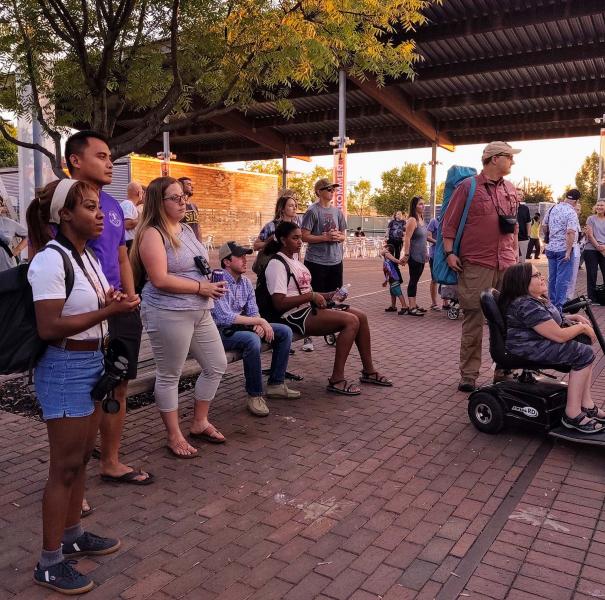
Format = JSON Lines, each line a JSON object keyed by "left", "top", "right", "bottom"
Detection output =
{"left": 1, "top": 256, "right": 605, "bottom": 600}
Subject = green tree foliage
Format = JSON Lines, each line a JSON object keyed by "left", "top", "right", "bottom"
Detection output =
{"left": 518, "top": 179, "right": 553, "bottom": 204}
{"left": 372, "top": 163, "right": 428, "bottom": 215}
{"left": 289, "top": 166, "right": 333, "bottom": 208}
{"left": 575, "top": 151, "right": 599, "bottom": 223}
{"left": 435, "top": 181, "right": 445, "bottom": 206}
{"left": 0, "top": 123, "right": 17, "bottom": 167}
{"left": 347, "top": 180, "right": 373, "bottom": 216}
{"left": 0, "top": 0, "right": 440, "bottom": 177}
{"left": 244, "top": 160, "right": 282, "bottom": 177}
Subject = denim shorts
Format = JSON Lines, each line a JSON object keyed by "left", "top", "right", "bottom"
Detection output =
{"left": 34, "top": 346, "right": 104, "bottom": 420}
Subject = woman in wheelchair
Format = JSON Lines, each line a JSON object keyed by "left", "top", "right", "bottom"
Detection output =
{"left": 499, "top": 263, "right": 604, "bottom": 434}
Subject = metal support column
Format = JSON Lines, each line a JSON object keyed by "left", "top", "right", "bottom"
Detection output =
{"left": 331, "top": 69, "right": 352, "bottom": 216}
{"left": 338, "top": 70, "right": 346, "bottom": 151}
{"left": 282, "top": 154, "right": 287, "bottom": 189}
{"left": 162, "top": 118, "right": 171, "bottom": 177}
{"left": 32, "top": 118, "right": 44, "bottom": 190}
{"left": 429, "top": 142, "right": 437, "bottom": 218}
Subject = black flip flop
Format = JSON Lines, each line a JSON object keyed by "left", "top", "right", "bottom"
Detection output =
{"left": 100, "top": 470, "right": 155, "bottom": 485}
{"left": 189, "top": 426, "right": 226, "bottom": 444}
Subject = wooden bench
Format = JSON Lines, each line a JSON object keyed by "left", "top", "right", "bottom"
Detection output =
{"left": 128, "top": 331, "right": 303, "bottom": 396}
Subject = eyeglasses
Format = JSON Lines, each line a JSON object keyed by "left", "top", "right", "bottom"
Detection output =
{"left": 530, "top": 272, "right": 544, "bottom": 279}
{"left": 163, "top": 193, "right": 187, "bottom": 204}
{"left": 496, "top": 153, "right": 513, "bottom": 160}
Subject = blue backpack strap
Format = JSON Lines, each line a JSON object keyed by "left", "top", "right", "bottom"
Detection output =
{"left": 453, "top": 176, "right": 477, "bottom": 253}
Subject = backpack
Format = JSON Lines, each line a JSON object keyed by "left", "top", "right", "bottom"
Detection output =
{"left": 432, "top": 165, "right": 478, "bottom": 285}
{"left": 0, "top": 245, "right": 75, "bottom": 375}
{"left": 255, "top": 254, "right": 297, "bottom": 322}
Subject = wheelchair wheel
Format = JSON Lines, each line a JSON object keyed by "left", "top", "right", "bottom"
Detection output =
{"left": 324, "top": 334, "right": 337, "bottom": 346}
{"left": 468, "top": 392, "right": 505, "bottom": 434}
{"left": 447, "top": 307, "right": 459, "bottom": 320}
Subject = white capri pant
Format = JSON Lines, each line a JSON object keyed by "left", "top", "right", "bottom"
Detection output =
{"left": 141, "top": 304, "right": 227, "bottom": 412}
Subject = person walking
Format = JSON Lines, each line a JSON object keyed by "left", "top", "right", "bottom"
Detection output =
{"left": 583, "top": 199, "right": 605, "bottom": 302}
{"left": 212, "top": 241, "right": 300, "bottom": 417}
{"left": 543, "top": 189, "right": 581, "bottom": 311}
{"left": 441, "top": 141, "right": 521, "bottom": 392}
{"left": 131, "top": 176, "right": 228, "bottom": 457}
{"left": 27, "top": 179, "right": 140, "bottom": 594}
{"left": 426, "top": 215, "right": 447, "bottom": 310}
{"left": 386, "top": 210, "right": 405, "bottom": 258}
{"left": 516, "top": 189, "right": 531, "bottom": 263}
{"left": 300, "top": 178, "right": 347, "bottom": 352}
{"left": 401, "top": 196, "right": 428, "bottom": 316}
{"left": 526, "top": 213, "right": 541, "bottom": 259}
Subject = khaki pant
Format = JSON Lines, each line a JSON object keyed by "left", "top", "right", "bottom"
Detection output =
{"left": 457, "top": 262, "right": 505, "bottom": 380}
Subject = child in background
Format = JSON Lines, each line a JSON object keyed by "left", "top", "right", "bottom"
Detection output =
{"left": 381, "top": 243, "right": 408, "bottom": 315}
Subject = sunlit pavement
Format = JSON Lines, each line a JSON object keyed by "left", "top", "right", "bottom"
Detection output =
{"left": 1, "top": 255, "right": 605, "bottom": 600}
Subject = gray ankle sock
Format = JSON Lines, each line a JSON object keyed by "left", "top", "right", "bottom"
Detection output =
{"left": 39, "top": 547, "right": 63, "bottom": 569}
{"left": 62, "top": 522, "right": 84, "bottom": 545}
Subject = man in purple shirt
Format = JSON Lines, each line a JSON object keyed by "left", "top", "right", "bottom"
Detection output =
{"left": 65, "top": 131, "right": 152, "bottom": 486}
{"left": 211, "top": 241, "right": 299, "bottom": 418}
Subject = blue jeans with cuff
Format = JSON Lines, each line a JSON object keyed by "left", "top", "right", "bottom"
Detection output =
{"left": 546, "top": 249, "right": 574, "bottom": 311}
{"left": 220, "top": 323, "right": 293, "bottom": 396}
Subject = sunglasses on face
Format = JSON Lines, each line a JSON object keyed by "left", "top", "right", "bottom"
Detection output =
{"left": 531, "top": 272, "right": 545, "bottom": 279}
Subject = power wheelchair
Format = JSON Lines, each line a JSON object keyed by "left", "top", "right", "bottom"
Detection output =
{"left": 467, "top": 290, "right": 605, "bottom": 446}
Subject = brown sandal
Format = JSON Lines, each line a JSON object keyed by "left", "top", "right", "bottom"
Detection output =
{"left": 360, "top": 371, "right": 393, "bottom": 387}
{"left": 327, "top": 379, "right": 361, "bottom": 396}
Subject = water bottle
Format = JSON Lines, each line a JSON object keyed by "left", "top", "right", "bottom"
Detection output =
{"left": 333, "top": 283, "right": 351, "bottom": 303}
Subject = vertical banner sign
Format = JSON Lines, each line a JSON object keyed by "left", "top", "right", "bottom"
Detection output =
{"left": 161, "top": 160, "right": 170, "bottom": 177}
{"left": 599, "top": 129, "right": 605, "bottom": 202}
{"left": 333, "top": 148, "right": 347, "bottom": 217}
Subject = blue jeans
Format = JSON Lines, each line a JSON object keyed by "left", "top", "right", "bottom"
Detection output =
{"left": 220, "top": 323, "right": 293, "bottom": 396}
{"left": 546, "top": 249, "right": 574, "bottom": 311}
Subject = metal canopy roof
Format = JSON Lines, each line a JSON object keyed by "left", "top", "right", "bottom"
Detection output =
{"left": 131, "top": 0, "right": 605, "bottom": 162}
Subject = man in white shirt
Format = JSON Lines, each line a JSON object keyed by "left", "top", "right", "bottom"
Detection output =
{"left": 120, "top": 181, "right": 143, "bottom": 250}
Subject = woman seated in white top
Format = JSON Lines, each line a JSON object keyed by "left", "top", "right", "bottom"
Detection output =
{"left": 26, "top": 179, "right": 140, "bottom": 594}
{"left": 264, "top": 221, "right": 392, "bottom": 395}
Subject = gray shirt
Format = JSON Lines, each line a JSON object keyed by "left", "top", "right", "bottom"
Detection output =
{"left": 301, "top": 202, "right": 347, "bottom": 266}
{"left": 409, "top": 222, "right": 428, "bottom": 263}
{"left": 585, "top": 215, "right": 605, "bottom": 251}
{"left": 142, "top": 224, "right": 213, "bottom": 311}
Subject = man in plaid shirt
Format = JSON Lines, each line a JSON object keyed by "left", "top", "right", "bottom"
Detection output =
{"left": 212, "top": 241, "right": 301, "bottom": 417}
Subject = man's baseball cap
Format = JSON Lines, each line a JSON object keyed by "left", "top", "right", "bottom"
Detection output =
{"left": 219, "top": 241, "right": 253, "bottom": 262}
{"left": 314, "top": 178, "right": 340, "bottom": 193}
{"left": 565, "top": 189, "right": 581, "bottom": 201}
{"left": 481, "top": 141, "right": 522, "bottom": 161}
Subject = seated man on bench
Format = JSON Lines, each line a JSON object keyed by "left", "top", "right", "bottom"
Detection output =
{"left": 212, "top": 242, "right": 301, "bottom": 417}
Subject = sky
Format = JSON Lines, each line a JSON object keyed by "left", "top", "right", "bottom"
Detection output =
{"left": 225, "top": 135, "right": 600, "bottom": 199}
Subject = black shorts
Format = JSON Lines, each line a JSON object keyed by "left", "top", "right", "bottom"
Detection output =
{"left": 304, "top": 260, "right": 343, "bottom": 293}
{"left": 107, "top": 310, "right": 143, "bottom": 380}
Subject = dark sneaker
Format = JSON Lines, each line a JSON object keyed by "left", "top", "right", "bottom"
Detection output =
{"left": 34, "top": 560, "right": 94, "bottom": 595}
{"left": 62, "top": 531, "right": 121, "bottom": 558}
{"left": 458, "top": 378, "right": 476, "bottom": 392}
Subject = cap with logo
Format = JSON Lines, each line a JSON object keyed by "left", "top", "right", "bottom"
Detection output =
{"left": 565, "top": 189, "right": 581, "bottom": 201}
{"left": 218, "top": 241, "right": 253, "bottom": 262}
{"left": 314, "top": 178, "right": 340, "bottom": 193}
{"left": 481, "top": 141, "right": 522, "bottom": 161}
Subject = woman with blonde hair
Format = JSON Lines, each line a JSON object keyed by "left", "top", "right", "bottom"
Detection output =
{"left": 131, "top": 176, "right": 228, "bottom": 458}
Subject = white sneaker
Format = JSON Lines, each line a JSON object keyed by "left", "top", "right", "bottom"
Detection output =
{"left": 266, "top": 383, "right": 301, "bottom": 399}
{"left": 302, "top": 337, "right": 314, "bottom": 352}
{"left": 247, "top": 396, "right": 269, "bottom": 417}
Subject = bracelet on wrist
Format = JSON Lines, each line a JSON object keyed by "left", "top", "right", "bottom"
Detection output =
{"left": 197, "top": 281, "right": 202, "bottom": 294}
